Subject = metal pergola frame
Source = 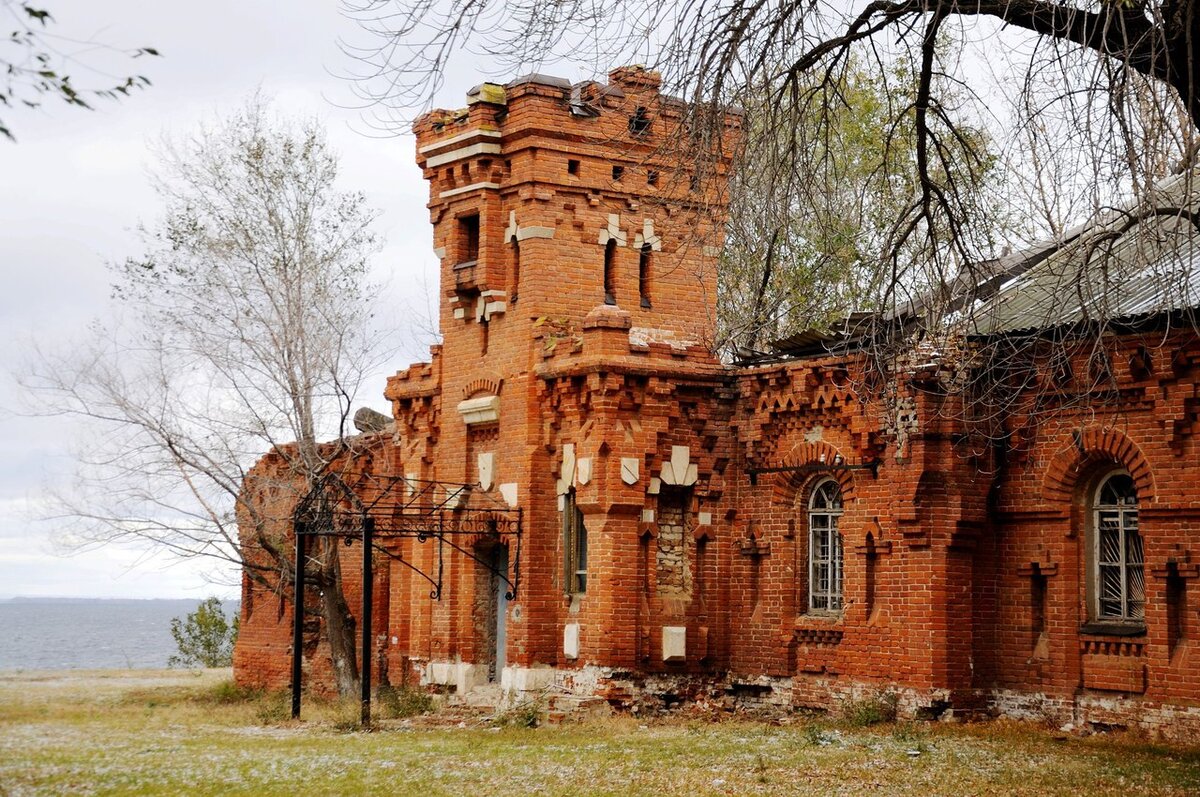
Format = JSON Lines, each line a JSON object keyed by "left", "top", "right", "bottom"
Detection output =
{"left": 288, "top": 473, "right": 522, "bottom": 727}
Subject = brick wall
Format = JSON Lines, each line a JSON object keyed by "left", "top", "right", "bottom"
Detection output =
{"left": 232, "top": 67, "right": 1200, "bottom": 738}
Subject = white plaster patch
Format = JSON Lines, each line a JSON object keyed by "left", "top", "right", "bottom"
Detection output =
{"left": 405, "top": 473, "right": 419, "bottom": 498}
{"left": 433, "top": 246, "right": 446, "bottom": 259}
{"left": 641, "top": 509, "right": 655, "bottom": 523}
{"left": 445, "top": 486, "right": 468, "bottom": 508}
{"left": 628, "top": 326, "right": 699, "bottom": 350}
{"left": 621, "top": 457, "right": 640, "bottom": 485}
{"left": 499, "top": 483, "right": 519, "bottom": 507}
{"left": 662, "top": 626, "right": 687, "bottom": 662}
{"left": 698, "top": 512, "right": 712, "bottom": 526}
{"left": 576, "top": 457, "right": 592, "bottom": 485}
{"left": 453, "top": 307, "right": 465, "bottom": 319}
{"left": 648, "top": 477, "right": 661, "bottom": 495}
{"left": 563, "top": 623, "right": 580, "bottom": 660}
{"left": 804, "top": 425, "right": 825, "bottom": 443}
{"left": 477, "top": 452, "right": 495, "bottom": 491}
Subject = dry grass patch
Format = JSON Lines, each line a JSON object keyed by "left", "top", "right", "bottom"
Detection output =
{"left": 0, "top": 670, "right": 1198, "bottom": 795}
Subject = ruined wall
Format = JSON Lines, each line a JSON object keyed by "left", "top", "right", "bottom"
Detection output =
{"left": 232, "top": 64, "right": 1200, "bottom": 739}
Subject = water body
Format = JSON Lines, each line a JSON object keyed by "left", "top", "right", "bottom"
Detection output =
{"left": 0, "top": 598, "right": 239, "bottom": 670}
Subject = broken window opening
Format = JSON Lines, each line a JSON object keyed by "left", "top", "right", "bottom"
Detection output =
{"left": 603, "top": 238, "right": 617, "bottom": 305}
{"left": 458, "top": 213, "right": 480, "bottom": 264}
{"left": 629, "top": 106, "right": 651, "bottom": 136}
{"left": 656, "top": 485, "right": 692, "bottom": 596}
{"left": 568, "top": 159, "right": 580, "bottom": 176}
{"left": 509, "top": 239, "right": 520, "bottom": 304}
{"left": 638, "top": 243, "right": 652, "bottom": 309}
{"left": 563, "top": 489, "right": 588, "bottom": 594}
{"left": 808, "top": 478, "right": 844, "bottom": 614}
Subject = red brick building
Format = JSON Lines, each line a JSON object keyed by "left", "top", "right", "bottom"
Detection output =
{"left": 235, "top": 67, "right": 1200, "bottom": 737}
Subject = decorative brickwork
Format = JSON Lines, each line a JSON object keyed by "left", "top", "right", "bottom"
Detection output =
{"left": 234, "top": 66, "right": 1200, "bottom": 739}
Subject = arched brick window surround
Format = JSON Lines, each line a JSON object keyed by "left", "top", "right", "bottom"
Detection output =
{"left": 1042, "top": 427, "right": 1155, "bottom": 505}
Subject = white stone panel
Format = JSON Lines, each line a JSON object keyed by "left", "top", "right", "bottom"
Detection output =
{"left": 563, "top": 623, "right": 580, "bottom": 660}
{"left": 621, "top": 457, "right": 640, "bottom": 485}
{"left": 477, "top": 452, "right": 495, "bottom": 491}
{"left": 557, "top": 443, "right": 576, "bottom": 495}
{"left": 576, "top": 457, "right": 592, "bottom": 485}
{"left": 662, "top": 626, "right": 687, "bottom": 662}
{"left": 499, "top": 483, "right": 519, "bottom": 507}
{"left": 456, "top": 395, "right": 500, "bottom": 425}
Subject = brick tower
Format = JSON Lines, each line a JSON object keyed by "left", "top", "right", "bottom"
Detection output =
{"left": 383, "top": 66, "right": 739, "bottom": 692}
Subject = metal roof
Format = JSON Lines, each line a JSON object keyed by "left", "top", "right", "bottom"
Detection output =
{"left": 969, "top": 213, "right": 1200, "bottom": 336}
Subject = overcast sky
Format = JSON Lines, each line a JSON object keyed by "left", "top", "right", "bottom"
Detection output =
{"left": 0, "top": 1, "right": 565, "bottom": 599}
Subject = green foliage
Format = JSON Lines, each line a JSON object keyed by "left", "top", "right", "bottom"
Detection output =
{"left": 206, "top": 679, "right": 261, "bottom": 705}
{"left": 1, "top": 2, "right": 160, "bottom": 141}
{"left": 377, "top": 684, "right": 435, "bottom": 719}
{"left": 717, "top": 51, "right": 1011, "bottom": 357}
{"left": 494, "top": 696, "right": 544, "bottom": 728}
{"left": 841, "top": 690, "right": 899, "bottom": 727}
{"left": 254, "top": 690, "right": 291, "bottom": 725}
{"left": 168, "top": 597, "right": 239, "bottom": 669}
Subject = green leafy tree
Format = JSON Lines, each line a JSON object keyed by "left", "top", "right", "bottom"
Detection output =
{"left": 169, "top": 597, "right": 239, "bottom": 668}
{"left": 717, "top": 56, "right": 1008, "bottom": 358}
{"left": 1, "top": 1, "right": 159, "bottom": 141}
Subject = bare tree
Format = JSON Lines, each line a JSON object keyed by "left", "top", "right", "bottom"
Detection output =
{"left": 340, "top": 0, "right": 1200, "bottom": 326}
{"left": 20, "top": 98, "right": 384, "bottom": 696}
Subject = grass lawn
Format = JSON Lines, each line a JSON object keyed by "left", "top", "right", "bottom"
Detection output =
{"left": 1, "top": 669, "right": 1198, "bottom": 796}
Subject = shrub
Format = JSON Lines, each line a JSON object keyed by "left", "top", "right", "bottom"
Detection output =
{"left": 377, "top": 684, "right": 435, "bottom": 719}
{"left": 842, "top": 691, "right": 899, "bottom": 727}
{"left": 495, "top": 697, "right": 543, "bottom": 728}
{"left": 169, "top": 597, "right": 239, "bottom": 668}
{"left": 254, "top": 691, "right": 291, "bottom": 725}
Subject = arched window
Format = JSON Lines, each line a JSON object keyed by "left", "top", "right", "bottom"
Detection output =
{"left": 808, "top": 478, "right": 844, "bottom": 613}
{"left": 1092, "top": 472, "right": 1143, "bottom": 624}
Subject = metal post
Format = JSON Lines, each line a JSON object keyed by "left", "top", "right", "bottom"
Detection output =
{"left": 360, "top": 516, "right": 374, "bottom": 728}
{"left": 291, "top": 523, "right": 306, "bottom": 720}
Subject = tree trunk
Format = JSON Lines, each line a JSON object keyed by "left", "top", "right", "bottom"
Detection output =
{"left": 316, "top": 536, "right": 360, "bottom": 697}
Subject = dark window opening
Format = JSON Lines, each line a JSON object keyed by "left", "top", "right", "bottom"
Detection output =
{"left": 509, "top": 239, "right": 520, "bottom": 304}
{"left": 629, "top": 106, "right": 651, "bottom": 136}
{"left": 1031, "top": 566, "right": 1047, "bottom": 635}
{"left": 503, "top": 158, "right": 512, "bottom": 177}
{"left": 461, "top": 162, "right": 471, "bottom": 178}
{"left": 863, "top": 532, "right": 877, "bottom": 620}
{"left": 480, "top": 317, "right": 489, "bottom": 355}
{"left": 638, "top": 243, "right": 652, "bottom": 308}
{"left": 563, "top": 489, "right": 588, "bottom": 594}
{"left": 612, "top": 165, "right": 624, "bottom": 181}
{"left": 688, "top": 173, "right": 699, "bottom": 192}
{"left": 603, "top": 239, "right": 617, "bottom": 305}
{"left": 459, "top": 213, "right": 480, "bottom": 264}
{"left": 1167, "top": 565, "right": 1186, "bottom": 654}
{"left": 568, "top": 159, "right": 580, "bottom": 176}
{"left": 647, "top": 169, "right": 659, "bottom": 186}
